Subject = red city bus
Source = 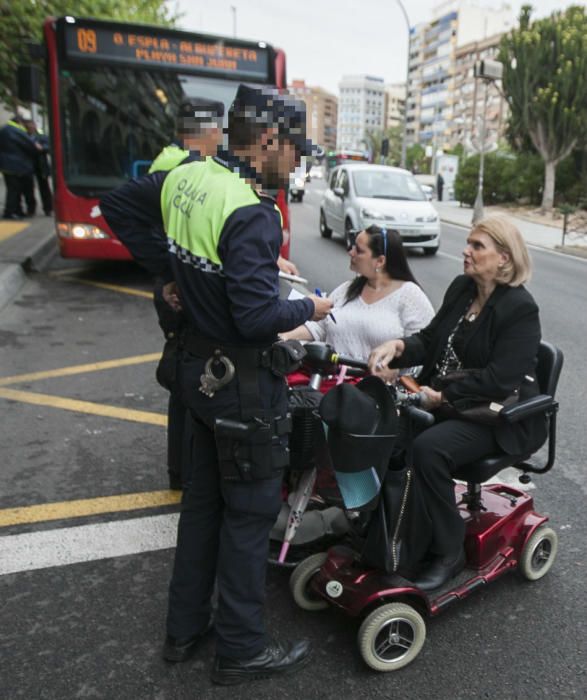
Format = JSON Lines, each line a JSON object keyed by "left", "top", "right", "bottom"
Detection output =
{"left": 43, "top": 16, "right": 291, "bottom": 259}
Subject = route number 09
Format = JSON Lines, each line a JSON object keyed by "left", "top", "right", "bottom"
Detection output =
{"left": 77, "top": 28, "right": 97, "bottom": 53}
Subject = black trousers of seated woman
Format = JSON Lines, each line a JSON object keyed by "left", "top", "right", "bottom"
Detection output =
{"left": 389, "top": 415, "right": 499, "bottom": 560}
{"left": 410, "top": 417, "right": 499, "bottom": 557}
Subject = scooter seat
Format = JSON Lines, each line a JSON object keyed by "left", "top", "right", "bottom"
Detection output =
{"left": 453, "top": 452, "right": 530, "bottom": 483}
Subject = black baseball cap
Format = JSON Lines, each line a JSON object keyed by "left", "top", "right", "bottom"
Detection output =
{"left": 229, "top": 83, "right": 316, "bottom": 156}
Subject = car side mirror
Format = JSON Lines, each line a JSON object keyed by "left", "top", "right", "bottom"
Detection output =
{"left": 333, "top": 187, "right": 345, "bottom": 198}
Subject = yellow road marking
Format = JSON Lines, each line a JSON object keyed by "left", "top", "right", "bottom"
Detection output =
{"left": 0, "top": 352, "right": 161, "bottom": 387}
{"left": 59, "top": 275, "right": 153, "bottom": 299}
{"left": 48, "top": 266, "right": 91, "bottom": 277}
{"left": 0, "top": 387, "right": 167, "bottom": 425}
{"left": 0, "top": 221, "right": 28, "bottom": 242}
{"left": 0, "top": 491, "right": 181, "bottom": 528}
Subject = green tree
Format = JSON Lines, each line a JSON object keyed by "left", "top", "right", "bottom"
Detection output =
{"left": 0, "top": 1, "right": 178, "bottom": 110}
{"left": 364, "top": 125, "right": 402, "bottom": 166}
{"left": 406, "top": 143, "right": 429, "bottom": 174}
{"left": 499, "top": 5, "right": 587, "bottom": 211}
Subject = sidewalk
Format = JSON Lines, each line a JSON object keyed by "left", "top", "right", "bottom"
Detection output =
{"left": 434, "top": 201, "right": 587, "bottom": 258}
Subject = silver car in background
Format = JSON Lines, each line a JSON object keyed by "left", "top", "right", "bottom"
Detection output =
{"left": 319, "top": 164, "right": 441, "bottom": 255}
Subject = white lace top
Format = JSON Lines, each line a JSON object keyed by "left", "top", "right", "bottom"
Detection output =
{"left": 305, "top": 280, "right": 434, "bottom": 362}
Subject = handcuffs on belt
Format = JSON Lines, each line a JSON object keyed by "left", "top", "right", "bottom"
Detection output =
{"left": 199, "top": 350, "right": 236, "bottom": 398}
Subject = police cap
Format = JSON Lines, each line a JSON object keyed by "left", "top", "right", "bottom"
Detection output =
{"left": 229, "top": 84, "right": 316, "bottom": 156}
{"left": 177, "top": 98, "right": 224, "bottom": 130}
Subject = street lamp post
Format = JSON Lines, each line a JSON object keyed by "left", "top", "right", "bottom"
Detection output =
{"left": 395, "top": 0, "right": 411, "bottom": 169}
{"left": 231, "top": 6, "right": 237, "bottom": 38}
{"left": 472, "top": 59, "right": 503, "bottom": 225}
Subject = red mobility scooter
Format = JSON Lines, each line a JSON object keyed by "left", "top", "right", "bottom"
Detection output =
{"left": 289, "top": 341, "right": 563, "bottom": 672}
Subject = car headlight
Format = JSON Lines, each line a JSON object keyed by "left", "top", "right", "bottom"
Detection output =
{"left": 294, "top": 178, "right": 304, "bottom": 188}
{"left": 423, "top": 214, "right": 438, "bottom": 223}
{"left": 57, "top": 222, "right": 110, "bottom": 239}
{"left": 361, "top": 208, "right": 390, "bottom": 221}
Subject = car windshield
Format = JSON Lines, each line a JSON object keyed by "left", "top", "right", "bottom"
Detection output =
{"left": 352, "top": 170, "right": 426, "bottom": 201}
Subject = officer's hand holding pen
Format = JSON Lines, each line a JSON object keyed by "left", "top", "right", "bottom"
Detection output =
{"left": 308, "top": 291, "right": 334, "bottom": 322}
{"left": 314, "top": 288, "right": 336, "bottom": 323}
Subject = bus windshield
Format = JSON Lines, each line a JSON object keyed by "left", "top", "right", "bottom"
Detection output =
{"left": 59, "top": 69, "right": 254, "bottom": 196}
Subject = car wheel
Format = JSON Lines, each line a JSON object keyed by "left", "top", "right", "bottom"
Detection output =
{"left": 289, "top": 552, "right": 329, "bottom": 611}
{"left": 423, "top": 246, "right": 439, "bottom": 256}
{"left": 319, "top": 210, "right": 332, "bottom": 238}
{"left": 519, "top": 526, "right": 558, "bottom": 581}
{"left": 344, "top": 219, "right": 354, "bottom": 249}
{"left": 358, "top": 603, "right": 426, "bottom": 672}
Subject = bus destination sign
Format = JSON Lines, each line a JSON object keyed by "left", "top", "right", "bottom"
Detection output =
{"left": 63, "top": 22, "right": 270, "bottom": 81}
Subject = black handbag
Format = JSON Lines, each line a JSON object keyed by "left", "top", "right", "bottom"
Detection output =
{"left": 361, "top": 463, "right": 432, "bottom": 577}
{"left": 432, "top": 369, "right": 520, "bottom": 426}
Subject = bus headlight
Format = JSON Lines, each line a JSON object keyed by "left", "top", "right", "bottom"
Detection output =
{"left": 57, "top": 222, "right": 110, "bottom": 239}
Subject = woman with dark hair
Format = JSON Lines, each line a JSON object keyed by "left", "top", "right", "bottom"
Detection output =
{"left": 282, "top": 225, "right": 433, "bottom": 363}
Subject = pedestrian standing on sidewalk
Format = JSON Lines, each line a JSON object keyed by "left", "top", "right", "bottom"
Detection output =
{"left": 24, "top": 120, "right": 53, "bottom": 216}
{"left": 0, "top": 115, "right": 39, "bottom": 219}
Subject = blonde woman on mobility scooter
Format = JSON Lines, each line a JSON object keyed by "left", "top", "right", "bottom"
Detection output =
{"left": 369, "top": 216, "right": 546, "bottom": 591}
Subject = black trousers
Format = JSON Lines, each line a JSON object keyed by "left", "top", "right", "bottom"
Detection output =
{"left": 411, "top": 418, "right": 499, "bottom": 556}
{"left": 20, "top": 175, "right": 36, "bottom": 215}
{"left": 36, "top": 174, "right": 53, "bottom": 214}
{"left": 3, "top": 173, "right": 21, "bottom": 217}
{"left": 166, "top": 353, "right": 286, "bottom": 659}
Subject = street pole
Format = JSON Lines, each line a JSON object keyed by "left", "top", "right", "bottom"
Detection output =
{"left": 231, "top": 6, "right": 237, "bottom": 38}
{"left": 395, "top": 0, "right": 410, "bottom": 169}
{"left": 472, "top": 78, "right": 489, "bottom": 225}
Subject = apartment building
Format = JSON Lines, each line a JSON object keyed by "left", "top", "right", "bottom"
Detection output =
{"left": 406, "top": 1, "right": 513, "bottom": 152}
{"left": 450, "top": 32, "right": 508, "bottom": 152}
{"left": 336, "top": 75, "right": 385, "bottom": 151}
{"left": 384, "top": 83, "right": 406, "bottom": 130}
{"left": 289, "top": 80, "right": 338, "bottom": 153}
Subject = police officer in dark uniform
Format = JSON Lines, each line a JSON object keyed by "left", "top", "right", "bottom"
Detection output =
{"left": 110, "top": 84, "right": 332, "bottom": 685}
{"left": 100, "top": 98, "right": 225, "bottom": 490}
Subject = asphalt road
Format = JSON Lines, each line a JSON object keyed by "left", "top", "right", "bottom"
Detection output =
{"left": 0, "top": 182, "right": 586, "bottom": 700}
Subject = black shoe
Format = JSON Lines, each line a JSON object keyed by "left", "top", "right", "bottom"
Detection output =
{"left": 163, "top": 620, "right": 213, "bottom": 662}
{"left": 412, "top": 549, "right": 466, "bottom": 592}
{"left": 211, "top": 638, "right": 312, "bottom": 685}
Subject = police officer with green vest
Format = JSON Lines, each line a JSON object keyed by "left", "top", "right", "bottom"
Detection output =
{"left": 159, "top": 84, "right": 332, "bottom": 685}
{"left": 148, "top": 98, "right": 224, "bottom": 173}
{"left": 107, "top": 84, "right": 332, "bottom": 684}
{"left": 101, "top": 98, "right": 225, "bottom": 491}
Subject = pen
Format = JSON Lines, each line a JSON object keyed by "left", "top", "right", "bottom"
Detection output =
{"left": 315, "top": 288, "right": 337, "bottom": 323}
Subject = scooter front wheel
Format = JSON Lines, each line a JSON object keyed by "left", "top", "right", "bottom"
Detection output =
{"left": 358, "top": 602, "right": 426, "bottom": 672}
{"left": 289, "top": 552, "right": 329, "bottom": 611}
{"left": 519, "top": 525, "right": 558, "bottom": 581}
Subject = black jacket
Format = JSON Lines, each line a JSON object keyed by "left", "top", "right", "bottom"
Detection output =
{"left": 394, "top": 275, "right": 546, "bottom": 454}
{"left": 0, "top": 121, "right": 37, "bottom": 176}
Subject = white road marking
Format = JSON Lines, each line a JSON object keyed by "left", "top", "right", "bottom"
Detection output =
{"left": 0, "top": 513, "right": 179, "bottom": 576}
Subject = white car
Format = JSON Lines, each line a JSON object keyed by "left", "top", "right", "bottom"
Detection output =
{"left": 309, "top": 165, "right": 324, "bottom": 179}
{"left": 320, "top": 164, "right": 441, "bottom": 255}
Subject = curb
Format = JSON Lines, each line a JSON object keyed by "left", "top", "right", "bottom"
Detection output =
{"left": 0, "top": 264, "right": 26, "bottom": 312}
{"left": 0, "top": 230, "right": 57, "bottom": 311}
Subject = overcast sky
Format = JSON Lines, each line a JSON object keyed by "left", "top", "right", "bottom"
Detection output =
{"left": 172, "top": 0, "right": 579, "bottom": 94}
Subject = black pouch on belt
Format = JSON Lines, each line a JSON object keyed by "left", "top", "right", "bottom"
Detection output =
{"left": 214, "top": 413, "right": 292, "bottom": 481}
{"left": 260, "top": 340, "right": 307, "bottom": 377}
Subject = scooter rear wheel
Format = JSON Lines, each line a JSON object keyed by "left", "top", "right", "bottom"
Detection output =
{"left": 519, "top": 525, "right": 558, "bottom": 581}
{"left": 358, "top": 602, "right": 426, "bottom": 672}
{"left": 289, "top": 552, "right": 329, "bottom": 611}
